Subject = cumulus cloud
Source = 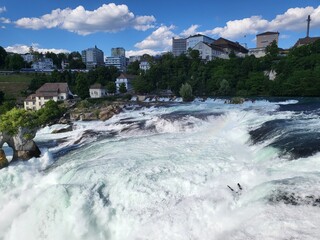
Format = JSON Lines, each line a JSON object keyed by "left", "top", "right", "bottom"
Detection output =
{"left": 15, "top": 3, "right": 156, "bottom": 35}
{"left": 0, "top": 6, "right": 6, "bottom": 13}
{"left": 204, "top": 6, "right": 320, "bottom": 40}
{"left": 134, "top": 25, "right": 175, "bottom": 50}
{"left": 5, "top": 44, "right": 70, "bottom": 54}
{"left": 180, "top": 24, "right": 200, "bottom": 37}
{"left": 126, "top": 49, "right": 164, "bottom": 57}
{"left": 0, "top": 17, "right": 10, "bottom": 24}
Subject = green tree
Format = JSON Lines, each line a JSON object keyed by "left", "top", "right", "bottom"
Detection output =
{"left": 218, "top": 79, "right": 231, "bottom": 96}
{"left": 36, "top": 100, "right": 65, "bottom": 125}
{"left": 179, "top": 83, "right": 194, "bottom": 102}
{"left": 75, "top": 73, "right": 90, "bottom": 99}
{"left": 0, "top": 91, "right": 4, "bottom": 104}
{"left": 119, "top": 83, "right": 127, "bottom": 94}
{"left": 5, "top": 54, "right": 25, "bottom": 70}
{"left": 106, "top": 82, "right": 116, "bottom": 94}
{"left": 0, "top": 108, "right": 38, "bottom": 135}
{"left": 127, "top": 60, "right": 140, "bottom": 75}
{"left": 266, "top": 40, "right": 279, "bottom": 58}
{"left": 0, "top": 46, "right": 7, "bottom": 69}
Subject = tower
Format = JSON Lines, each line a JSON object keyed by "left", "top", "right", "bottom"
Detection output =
{"left": 307, "top": 15, "right": 311, "bottom": 37}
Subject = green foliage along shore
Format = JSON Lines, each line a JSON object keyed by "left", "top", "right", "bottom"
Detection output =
{"left": 132, "top": 40, "right": 320, "bottom": 97}
{"left": 0, "top": 100, "right": 64, "bottom": 135}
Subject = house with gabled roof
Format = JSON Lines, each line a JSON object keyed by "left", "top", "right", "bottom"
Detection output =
{"left": 294, "top": 37, "right": 320, "bottom": 47}
{"left": 192, "top": 42, "right": 228, "bottom": 61}
{"left": 24, "top": 83, "right": 70, "bottom": 110}
{"left": 213, "top": 38, "right": 248, "bottom": 57}
{"left": 89, "top": 83, "right": 107, "bottom": 98}
{"left": 115, "top": 73, "right": 137, "bottom": 93}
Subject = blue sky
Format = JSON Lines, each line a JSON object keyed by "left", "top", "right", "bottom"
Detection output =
{"left": 0, "top": 0, "right": 320, "bottom": 57}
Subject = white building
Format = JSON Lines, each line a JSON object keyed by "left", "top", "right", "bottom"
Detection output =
{"left": 21, "top": 54, "right": 35, "bottom": 63}
{"left": 24, "top": 83, "right": 70, "bottom": 110}
{"left": 139, "top": 61, "right": 150, "bottom": 71}
{"left": 192, "top": 42, "right": 227, "bottom": 61}
{"left": 31, "top": 58, "right": 54, "bottom": 70}
{"left": 89, "top": 83, "right": 106, "bottom": 98}
{"left": 186, "top": 34, "right": 215, "bottom": 50}
{"left": 248, "top": 48, "right": 266, "bottom": 58}
{"left": 115, "top": 73, "right": 136, "bottom": 93}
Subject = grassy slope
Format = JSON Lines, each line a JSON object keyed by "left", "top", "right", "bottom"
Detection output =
{"left": 0, "top": 74, "right": 32, "bottom": 100}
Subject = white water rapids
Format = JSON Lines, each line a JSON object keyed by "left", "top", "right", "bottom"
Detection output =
{"left": 1, "top": 98, "right": 320, "bottom": 240}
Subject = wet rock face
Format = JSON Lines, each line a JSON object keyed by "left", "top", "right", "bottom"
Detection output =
{"left": 0, "top": 149, "right": 9, "bottom": 169}
{"left": 268, "top": 190, "right": 320, "bottom": 207}
{"left": 0, "top": 127, "right": 41, "bottom": 169}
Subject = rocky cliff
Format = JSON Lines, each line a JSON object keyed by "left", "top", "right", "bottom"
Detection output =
{"left": 0, "top": 127, "right": 41, "bottom": 169}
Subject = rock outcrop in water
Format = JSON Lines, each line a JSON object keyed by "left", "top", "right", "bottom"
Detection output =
{"left": 0, "top": 127, "right": 41, "bottom": 169}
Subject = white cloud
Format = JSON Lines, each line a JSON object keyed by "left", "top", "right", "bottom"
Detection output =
{"left": 204, "top": 6, "right": 320, "bottom": 40}
{"left": 5, "top": 44, "right": 70, "bottom": 54}
{"left": 134, "top": 25, "right": 175, "bottom": 50}
{"left": 180, "top": 24, "right": 200, "bottom": 37}
{"left": 15, "top": 3, "right": 156, "bottom": 35}
{"left": 0, "top": 17, "right": 10, "bottom": 24}
{"left": 0, "top": 6, "right": 6, "bottom": 13}
{"left": 1, "top": 26, "right": 5, "bottom": 29}
{"left": 126, "top": 49, "right": 165, "bottom": 57}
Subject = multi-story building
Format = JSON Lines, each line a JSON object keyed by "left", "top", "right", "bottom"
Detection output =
{"left": 172, "top": 38, "right": 187, "bottom": 56}
{"left": 111, "top": 47, "right": 126, "bottom": 57}
{"left": 24, "top": 83, "right": 70, "bottom": 110}
{"left": 105, "top": 47, "right": 127, "bottom": 71}
{"left": 31, "top": 58, "right": 54, "bottom": 70}
{"left": 256, "top": 32, "right": 279, "bottom": 48}
{"left": 81, "top": 46, "right": 104, "bottom": 69}
{"left": 105, "top": 56, "right": 127, "bottom": 72}
{"left": 186, "top": 34, "right": 215, "bottom": 50}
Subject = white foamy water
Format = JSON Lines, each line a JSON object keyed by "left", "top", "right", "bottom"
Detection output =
{"left": 1, "top": 99, "right": 320, "bottom": 240}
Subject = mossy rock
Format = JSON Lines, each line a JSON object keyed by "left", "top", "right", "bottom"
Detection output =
{"left": 0, "top": 149, "right": 9, "bottom": 169}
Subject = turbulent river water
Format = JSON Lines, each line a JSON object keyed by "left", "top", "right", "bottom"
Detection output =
{"left": 1, "top": 98, "right": 320, "bottom": 240}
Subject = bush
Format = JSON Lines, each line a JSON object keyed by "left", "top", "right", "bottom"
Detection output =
{"left": 0, "top": 108, "right": 39, "bottom": 135}
{"left": 179, "top": 83, "right": 194, "bottom": 102}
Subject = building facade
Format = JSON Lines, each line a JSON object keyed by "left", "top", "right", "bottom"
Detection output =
{"left": 105, "top": 56, "right": 127, "bottom": 72}
{"left": 139, "top": 61, "right": 150, "bottom": 71}
{"left": 81, "top": 46, "right": 104, "bottom": 69}
{"left": 186, "top": 34, "right": 215, "bottom": 50}
{"left": 192, "top": 42, "right": 227, "bottom": 61}
{"left": 172, "top": 38, "right": 187, "bottom": 56}
{"left": 115, "top": 73, "right": 136, "bottom": 93}
{"left": 31, "top": 58, "right": 54, "bottom": 70}
{"left": 89, "top": 83, "right": 107, "bottom": 98}
{"left": 111, "top": 47, "right": 126, "bottom": 57}
{"left": 21, "top": 54, "right": 35, "bottom": 63}
{"left": 24, "top": 83, "right": 70, "bottom": 110}
{"left": 256, "top": 32, "right": 279, "bottom": 48}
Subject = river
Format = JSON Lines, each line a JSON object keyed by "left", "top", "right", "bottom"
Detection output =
{"left": 1, "top": 98, "right": 320, "bottom": 240}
